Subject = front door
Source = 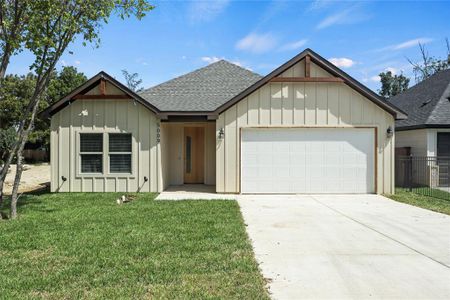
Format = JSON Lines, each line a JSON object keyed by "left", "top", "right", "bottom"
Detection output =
{"left": 184, "top": 127, "right": 205, "bottom": 183}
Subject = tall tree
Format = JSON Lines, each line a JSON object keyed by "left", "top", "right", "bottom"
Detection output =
{"left": 408, "top": 39, "right": 450, "bottom": 83}
{"left": 122, "top": 69, "right": 143, "bottom": 92}
{"left": 378, "top": 71, "right": 410, "bottom": 99}
{"left": 0, "top": 0, "right": 29, "bottom": 79}
{"left": 0, "top": 0, "right": 154, "bottom": 219}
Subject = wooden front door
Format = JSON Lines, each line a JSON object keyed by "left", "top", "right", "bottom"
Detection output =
{"left": 184, "top": 127, "right": 205, "bottom": 183}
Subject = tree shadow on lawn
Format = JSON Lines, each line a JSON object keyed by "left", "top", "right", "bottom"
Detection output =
{"left": 1, "top": 184, "right": 53, "bottom": 218}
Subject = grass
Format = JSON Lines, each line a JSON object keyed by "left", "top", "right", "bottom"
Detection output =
{"left": 386, "top": 188, "right": 450, "bottom": 216}
{"left": 0, "top": 192, "right": 269, "bottom": 299}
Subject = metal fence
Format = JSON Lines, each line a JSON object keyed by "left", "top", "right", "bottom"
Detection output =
{"left": 396, "top": 156, "right": 450, "bottom": 200}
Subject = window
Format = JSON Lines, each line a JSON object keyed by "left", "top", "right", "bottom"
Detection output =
{"left": 80, "top": 133, "right": 103, "bottom": 173}
{"left": 109, "top": 133, "right": 132, "bottom": 173}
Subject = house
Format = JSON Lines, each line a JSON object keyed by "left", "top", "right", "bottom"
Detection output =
{"left": 389, "top": 69, "right": 450, "bottom": 157}
{"left": 40, "top": 49, "right": 406, "bottom": 194}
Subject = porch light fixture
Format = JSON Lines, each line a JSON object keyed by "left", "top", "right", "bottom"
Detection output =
{"left": 386, "top": 126, "right": 393, "bottom": 138}
{"left": 218, "top": 128, "right": 225, "bottom": 140}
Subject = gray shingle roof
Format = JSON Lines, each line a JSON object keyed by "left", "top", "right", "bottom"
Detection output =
{"left": 389, "top": 69, "right": 450, "bottom": 129}
{"left": 138, "top": 60, "right": 262, "bottom": 112}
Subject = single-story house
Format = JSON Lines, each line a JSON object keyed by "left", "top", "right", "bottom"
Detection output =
{"left": 40, "top": 48, "right": 406, "bottom": 194}
{"left": 389, "top": 69, "right": 450, "bottom": 157}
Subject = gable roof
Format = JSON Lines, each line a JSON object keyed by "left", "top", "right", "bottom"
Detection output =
{"left": 39, "top": 71, "right": 160, "bottom": 118}
{"left": 40, "top": 48, "right": 407, "bottom": 121}
{"left": 139, "top": 60, "right": 262, "bottom": 112}
{"left": 388, "top": 69, "right": 450, "bottom": 130}
{"left": 214, "top": 48, "right": 407, "bottom": 120}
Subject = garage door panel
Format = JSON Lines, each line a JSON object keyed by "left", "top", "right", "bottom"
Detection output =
{"left": 241, "top": 128, "right": 375, "bottom": 194}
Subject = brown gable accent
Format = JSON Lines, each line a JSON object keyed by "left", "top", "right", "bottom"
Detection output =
{"left": 214, "top": 48, "right": 407, "bottom": 120}
{"left": 305, "top": 55, "right": 311, "bottom": 77}
{"left": 39, "top": 71, "right": 160, "bottom": 119}
{"left": 269, "top": 77, "right": 344, "bottom": 83}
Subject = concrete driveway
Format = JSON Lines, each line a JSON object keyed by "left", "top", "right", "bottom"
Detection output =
{"left": 238, "top": 195, "right": 450, "bottom": 300}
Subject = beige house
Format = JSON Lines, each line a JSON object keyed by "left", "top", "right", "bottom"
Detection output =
{"left": 40, "top": 49, "right": 406, "bottom": 194}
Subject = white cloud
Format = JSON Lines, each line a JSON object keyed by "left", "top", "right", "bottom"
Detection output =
{"left": 328, "top": 57, "right": 356, "bottom": 68}
{"left": 280, "top": 39, "right": 308, "bottom": 51}
{"left": 392, "top": 38, "right": 433, "bottom": 50}
{"left": 74, "top": 60, "right": 81, "bottom": 65}
{"left": 201, "top": 56, "right": 223, "bottom": 64}
{"left": 377, "top": 38, "right": 433, "bottom": 52}
{"left": 181, "top": 55, "right": 187, "bottom": 60}
{"left": 236, "top": 33, "right": 277, "bottom": 53}
{"left": 188, "top": 0, "right": 229, "bottom": 23}
{"left": 136, "top": 57, "right": 149, "bottom": 66}
{"left": 385, "top": 67, "right": 398, "bottom": 74}
{"left": 200, "top": 56, "right": 252, "bottom": 71}
{"left": 308, "top": 0, "right": 333, "bottom": 11}
{"left": 316, "top": 7, "right": 370, "bottom": 30}
{"left": 370, "top": 75, "right": 380, "bottom": 82}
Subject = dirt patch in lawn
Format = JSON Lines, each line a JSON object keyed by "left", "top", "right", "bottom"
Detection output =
{"left": 3, "top": 164, "right": 50, "bottom": 195}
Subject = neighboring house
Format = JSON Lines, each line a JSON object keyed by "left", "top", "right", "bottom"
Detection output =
{"left": 389, "top": 69, "right": 450, "bottom": 157}
{"left": 40, "top": 49, "right": 406, "bottom": 194}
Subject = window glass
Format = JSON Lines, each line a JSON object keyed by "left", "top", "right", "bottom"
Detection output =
{"left": 80, "top": 133, "right": 103, "bottom": 173}
{"left": 109, "top": 133, "right": 132, "bottom": 173}
{"left": 109, "top": 133, "right": 132, "bottom": 152}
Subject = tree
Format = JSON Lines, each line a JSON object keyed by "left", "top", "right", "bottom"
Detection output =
{"left": 408, "top": 39, "right": 450, "bottom": 83}
{"left": 0, "top": 0, "right": 30, "bottom": 79}
{"left": 0, "top": 67, "right": 86, "bottom": 150}
{"left": 122, "top": 69, "right": 143, "bottom": 92}
{"left": 0, "top": 0, "right": 154, "bottom": 219}
{"left": 378, "top": 71, "right": 410, "bottom": 99}
{"left": 0, "top": 128, "right": 15, "bottom": 164}
{"left": 33, "top": 66, "right": 87, "bottom": 147}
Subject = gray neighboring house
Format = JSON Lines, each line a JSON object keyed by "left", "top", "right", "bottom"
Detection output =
{"left": 389, "top": 69, "right": 450, "bottom": 157}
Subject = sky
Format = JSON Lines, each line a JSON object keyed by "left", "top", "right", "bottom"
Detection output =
{"left": 7, "top": 0, "right": 450, "bottom": 92}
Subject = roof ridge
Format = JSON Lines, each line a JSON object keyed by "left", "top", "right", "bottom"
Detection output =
{"left": 139, "top": 60, "right": 261, "bottom": 94}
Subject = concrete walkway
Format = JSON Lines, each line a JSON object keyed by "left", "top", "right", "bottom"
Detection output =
{"left": 238, "top": 194, "right": 450, "bottom": 300}
{"left": 156, "top": 184, "right": 236, "bottom": 200}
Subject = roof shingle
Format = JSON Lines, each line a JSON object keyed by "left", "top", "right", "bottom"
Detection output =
{"left": 389, "top": 69, "right": 450, "bottom": 129}
{"left": 138, "top": 60, "right": 262, "bottom": 112}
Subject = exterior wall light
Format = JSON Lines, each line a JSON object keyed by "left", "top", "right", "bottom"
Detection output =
{"left": 218, "top": 128, "right": 225, "bottom": 140}
{"left": 386, "top": 126, "right": 394, "bottom": 138}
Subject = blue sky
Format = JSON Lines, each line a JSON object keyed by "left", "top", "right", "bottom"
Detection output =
{"left": 8, "top": 0, "right": 450, "bottom": 91}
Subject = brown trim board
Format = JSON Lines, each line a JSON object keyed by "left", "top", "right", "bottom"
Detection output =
{"left": 214, "top": 48, "right": 407, "bottom": 120}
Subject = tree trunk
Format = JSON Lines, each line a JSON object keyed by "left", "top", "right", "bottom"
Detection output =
{"left": 0, "top": 140, "right": 19, "bottom": 208}
{"left": 8, "top": 75, "right": 49, "bottom": 218}
{"left": 0, "top": 48, "right": 11, "bottom": 79}
{"left": 10, "top": 151, "right": 23, "bottom": 219}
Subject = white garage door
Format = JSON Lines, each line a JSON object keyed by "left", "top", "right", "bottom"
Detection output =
{"left": 241, "top": 128, "right": 375, "bottom": 194}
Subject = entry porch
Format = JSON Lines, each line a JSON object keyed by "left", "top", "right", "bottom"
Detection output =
{"left": 160, "top": 122, "right": 217, "bottom": 192}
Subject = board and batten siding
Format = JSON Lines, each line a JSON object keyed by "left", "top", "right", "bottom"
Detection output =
{"left": 216, "top": 60, "right": 395, "bottom": 194}
{"left": 50, "top": 82, "right": 163, "bottom": 192}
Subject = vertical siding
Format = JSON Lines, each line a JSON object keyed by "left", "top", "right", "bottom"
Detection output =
{"left": 51, "top": 97, "right": 160, "bottom": 192}
{"left": 395, "top": 129, "right": 428, "bottom": 156}
{"left": 216, "top": 77, "right": 396, "bottom": 194}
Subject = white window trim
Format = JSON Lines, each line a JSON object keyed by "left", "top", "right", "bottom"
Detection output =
{"left": 76, "top": 129, "right": 136, "bottom": 179}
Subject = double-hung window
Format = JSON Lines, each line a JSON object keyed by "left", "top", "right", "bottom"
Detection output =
{"left": 109, "top": 133, "right": 132, "bottom": 173}
{"left": 80, "top": 133, "right": 103, "bottom": 173}
{"left": 79, "top": 132, "right": 132, "bottom": 175}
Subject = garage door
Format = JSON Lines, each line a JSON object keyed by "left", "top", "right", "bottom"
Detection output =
{"left": 241, "top": 128, "right": 375, "bottom": 194}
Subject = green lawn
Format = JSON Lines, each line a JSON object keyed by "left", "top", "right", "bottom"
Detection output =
{"left": 386, "top": 188, "right": 450, "bottom": 216}
{"left": 0, "top": 193, "right": 269, "bottom": 299}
